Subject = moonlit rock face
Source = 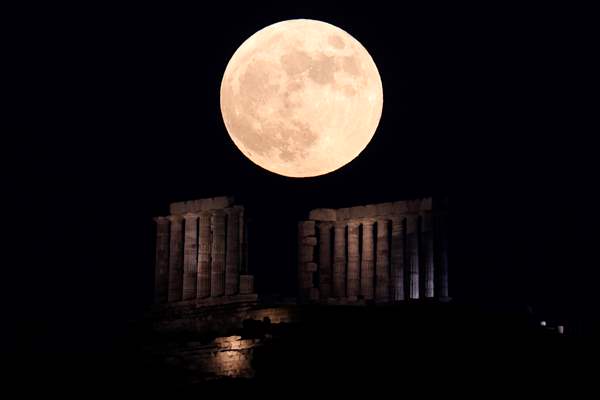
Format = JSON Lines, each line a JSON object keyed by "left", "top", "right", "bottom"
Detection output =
{"left": 220, "top": 19, "right": 383, "bottom": 177}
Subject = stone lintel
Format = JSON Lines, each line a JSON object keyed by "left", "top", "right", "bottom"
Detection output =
{"left": 349, "top": 206, "right": 367, "bottom": 219}
{"left": 169, "top": 196, "right": 235, "bottom": 215}
{"left": 375, "top": 202, "right": 393, "bottom": 216}
{"left": 337, "top": 208, "right": 351, "bottom": 220}
{"left": 364, "top": 204, "right": 377, "bottom": 217}
{"left": 309, "top": 208, "right": 337, "bottom": 221}
{"left": 392, "top": 201, "right": 408, "bottom": 215}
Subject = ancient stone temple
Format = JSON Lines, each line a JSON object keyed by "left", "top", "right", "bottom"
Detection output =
{"left": 298, "top": 197, "right": 449, "bottom": 303}
{"left": 153, "top": 196, "right": 256, "bottom": 306}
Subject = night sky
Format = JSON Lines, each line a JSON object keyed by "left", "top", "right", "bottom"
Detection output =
{"left": 6, "top": 3, "right": 596, "bottom": 353}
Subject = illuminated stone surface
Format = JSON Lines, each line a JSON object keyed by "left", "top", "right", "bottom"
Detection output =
{"left": 299, "top": 197, "right": 448, "bottom": 304}
{"left": 153, "top": 197, "right": 255, "bottom": 307}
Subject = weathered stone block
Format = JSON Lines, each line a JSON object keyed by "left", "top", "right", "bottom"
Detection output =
{"left": 302, "top": 237, "right": 318, "bottom": 246}
{"left": 364, "top": 204, "right": 377, "bottom": 217}
{"left": 392, "top": 200, "right": 408, "bottom": 214}
{"left": 298, "top": 221, "right": 316, "bottom": 237}
{"left": 337, "top": 208, "right": 351, "bottom": 220}
{"left": 350, "top": 205, "right": 367, "bottom": 219}
{"left": 309, "top": 208, "right": 337, "bottom": 221}
{"left": 305, "top": 262, "right": 318, "bottom": 272}
{"left": 376, "top": 202, "right": 393, "bottom": 216}
{"left": 299, "top": 245, "right": 314, "bottom": 262}
{"left": 299, "top": 272, "right": 314, "bottom": 287}
{"left": 239, "top": 275, "right": 254, "bottom": 294}
{"left": 169, "top": 196, "right": 234, "bottom": 214}
{"left": 407, "top": 199, "right": 421, "bottom": 213}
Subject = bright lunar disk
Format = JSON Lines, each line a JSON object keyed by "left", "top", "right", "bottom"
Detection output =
{"left": 220, "top": 19, "right": 383, "bottom": 177}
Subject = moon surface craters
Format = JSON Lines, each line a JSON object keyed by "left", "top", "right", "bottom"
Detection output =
{"left": 220, "top": 19, "right": 383, "bottom": 177}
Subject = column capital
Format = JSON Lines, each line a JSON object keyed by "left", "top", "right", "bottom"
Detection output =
{"left": 166, "top": 214, "right": 183, "bottom": 223}
{"left": 360, "top": 218, "right": 376, "bottom": 226}
{"left": 347, "top": 220, "right": 361, "bottom": 228}
{"left": 334, "top": 221, "right": 347, "bottom": 229}
{"left": 153, "top": 216, "right": 169, "bottom": 224}
{"left": 182, "top": 212, "right": 199, "bottom": 220}
{"left": 211, "top": 209, "right": 226, "bottom": 217}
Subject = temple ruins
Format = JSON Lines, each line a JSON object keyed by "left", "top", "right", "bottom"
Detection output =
{"left": 153, "top": 196, "right": 256, "bottom": 307}
{"left": 297, "top": 197, "right": 449, "bottom": 303}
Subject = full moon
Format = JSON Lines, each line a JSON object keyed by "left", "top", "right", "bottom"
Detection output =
{"left": 220, "top": 19, "right": 383, "bottom": 178}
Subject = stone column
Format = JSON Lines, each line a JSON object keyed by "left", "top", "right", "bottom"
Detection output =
{"left": 391, "top": 216, "right": 405, "bottom": 301}
{"left": 210, "top": 210, "right": 226, "bottom": 297}
{"left": 197, "top": 212, "right": 212, "bottom": 298}
{"left": 182, "top": 213, "right": 199, "bottom": 300}
{"left": 360, "top": 219, "right": 375, "bottom": 300}
{"left": 406, "top": 214, "right": 420, "bottom": 300}
{"left": 346, "top": 221, "right": 360, "bottom": 300}
{"left": 375, "top": 219, "right": 390, "bottom": 302}
{"left": 438, "top": 213, "right": 449, "bottom": 300}
{"left": 421, "top": 211, "right": 434, "bottom": 298}
{"left": 238, "top": 208, "right": 246, "bottom": 274}
{"left": 153, "top": 216, "right": 170, "bottom": 304}
{"left": 298, "top": 221, "right": 318, "bottom": 301}
{"left": 332, "top": 222, "right": 347, "bottom": 298}
{"left": 225, "top": 207, "right": 240, "bottom": 296}
{"left": 318, "top": 222, "right": 333, "bottom": 299}
{"left": 167, "top": 215, "right": 184, "bottom": 302}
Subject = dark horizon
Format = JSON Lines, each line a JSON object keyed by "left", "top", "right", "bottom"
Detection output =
{"left": 5, "top": 2, "right": 597, "bottom": 356}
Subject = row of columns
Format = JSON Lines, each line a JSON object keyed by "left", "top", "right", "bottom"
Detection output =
{"left": 154, "top": 207, "right": 253, "bottom": 304}
{"left": 300, "top": 211, "right": 449, "bottom": 303}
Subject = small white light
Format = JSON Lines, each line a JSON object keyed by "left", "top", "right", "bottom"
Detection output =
{"left": 557, "top": 325, "right": 564, "bottom": 334}
{"left": 540, "top": 321, "right": 547, "bottom": 327}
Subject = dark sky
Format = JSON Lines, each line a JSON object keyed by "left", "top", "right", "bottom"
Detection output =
{"left": 6, "top": 2, "right": 596, "bottom": 350}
